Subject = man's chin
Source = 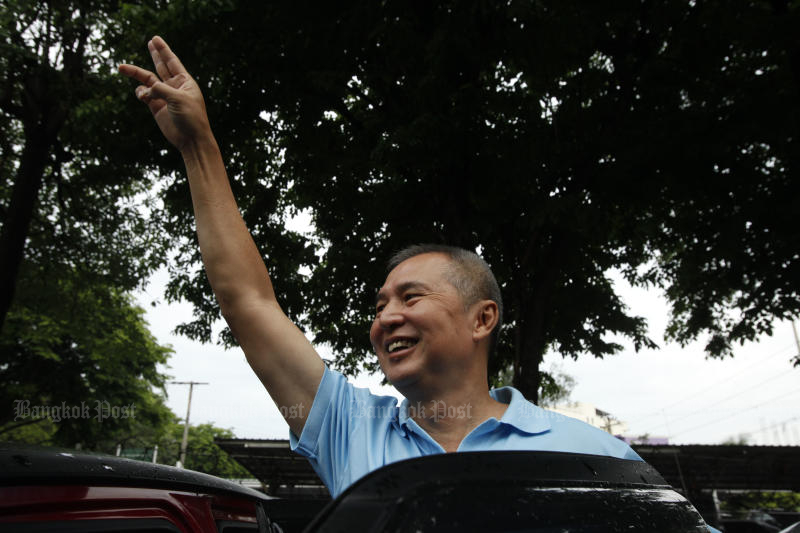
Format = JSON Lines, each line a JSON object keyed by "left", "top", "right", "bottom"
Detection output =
{"left": 383, "top": 369, "right": 420, "bottom": 392}
{"left": 378, "top": 352, "right": 423, "bottom": 390}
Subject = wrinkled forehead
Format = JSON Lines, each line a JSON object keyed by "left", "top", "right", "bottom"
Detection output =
{"left": 375, "top": 253, "right": 454, "bottom": 302}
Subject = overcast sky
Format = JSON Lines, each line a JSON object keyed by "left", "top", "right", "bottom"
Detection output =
{"left": 134, "top": 262, "right": 800, "bottom": 447}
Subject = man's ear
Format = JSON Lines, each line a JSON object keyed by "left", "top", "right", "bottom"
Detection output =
{"left": 472, "top": 300, "right": 499, "bottom": 342}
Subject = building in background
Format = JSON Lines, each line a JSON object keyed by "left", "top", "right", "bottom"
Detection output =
{"left": 547, "top": 401, "right": 670, "bottom": 444}
{"left": 546, "top": 401, "right": 628, "bottom": 436}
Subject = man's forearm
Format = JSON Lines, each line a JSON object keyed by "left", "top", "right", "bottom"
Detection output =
{"left": 180, "top": 134, "right": 277, "bottom": 312}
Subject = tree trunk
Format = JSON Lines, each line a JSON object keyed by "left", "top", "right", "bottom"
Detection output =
{"left": 513, "top": 297, "right": 548, "bottom": 404}
{"left": 0, "top": 10, "right": 84, "bottom": 332}
{"left": 0, "top": 62, "right": 68, "bottom": 333}
{"left": 511, "top": 233, "right": 570, "bottom": 403}
{"left": 0, "top": 126, "right": 54, "bottom": 332}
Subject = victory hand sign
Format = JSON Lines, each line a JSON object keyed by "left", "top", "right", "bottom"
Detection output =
{"left": 119, "top": 36, "right": 211, "bottom": 153}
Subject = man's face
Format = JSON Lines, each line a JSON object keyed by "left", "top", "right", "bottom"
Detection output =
{"left": 370, "top": 253, "right": 476, "bottom": 390}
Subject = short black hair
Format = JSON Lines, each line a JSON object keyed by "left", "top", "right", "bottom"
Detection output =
{"left": 387, "top": 244, "right": 503, "bottom": 357}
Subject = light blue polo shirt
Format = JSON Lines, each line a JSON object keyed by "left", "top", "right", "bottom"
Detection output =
{"left": 291, "top": 366, "right": 642, "bottom": 498}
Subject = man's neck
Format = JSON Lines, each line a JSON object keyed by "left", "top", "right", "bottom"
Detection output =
{"left": 404, "top": 386, "right": 509, "bottom": 453}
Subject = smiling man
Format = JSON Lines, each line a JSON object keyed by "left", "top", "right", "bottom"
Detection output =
{"left": 121, "top": 37, "right": 640, "bottom": 499}
{"left": 370, "top": 247, "right": 509, "bottom": 452}
{"left": 293, "top": 245, "right": 640, "bottom": 496}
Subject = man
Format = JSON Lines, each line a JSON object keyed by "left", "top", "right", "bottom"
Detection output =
{"left": 120, "top": 36, "right": 639, "bottom": 499}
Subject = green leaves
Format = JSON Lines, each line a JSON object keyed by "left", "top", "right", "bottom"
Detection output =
{"left": 0, "top": 263, "right": 173, "bottom": 448}
{"left": 115, "top": 1, "right": 799, "bottom": 401}
{"left": 157, "top": 423, "right": 252, "bottom": 478}
{"left": 3, "top": 1, "right": 794, "bottom": 409}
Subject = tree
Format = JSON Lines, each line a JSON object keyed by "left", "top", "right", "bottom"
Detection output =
{"left": 0, "top": 0, "right": 172, "bottom": 331}
{"left": 279, "top": 1, "right": 800, "bottom": 401}
{"left": 537, "top": 368, "right": 577, "bottom": 409}
{"left": 721, "top": 434, "right": 750, "bottom": 446}
{"left": 108, "top": 0, "right": 317, "bottom": 347}
{"left": 0, "top": 1, "right": 196, "bottom": 448}
{"left": 0, "top": 262, "right": 174, "bottom": 448}
{"left": 152, "top": 422, "right": 252, "bottom": 478}
{"left": 120, "top": 1, "right": 799, "bottom": 402}
{"left": 720, "top": 491, "right": 800, "bottom": 515}
{"left": 497, "top": 363, "right": 575, "bottom": 408}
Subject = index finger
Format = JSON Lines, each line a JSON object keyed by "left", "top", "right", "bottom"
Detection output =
{"left": 118, "top": 63, "right": 161, "bottom": 87}
{"left": 149, "top": 35, "right": 188, "bottom": 79}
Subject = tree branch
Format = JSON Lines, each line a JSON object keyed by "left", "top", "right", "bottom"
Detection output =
{"left": 0, "top": 416, "right": 49, "bottom": 437}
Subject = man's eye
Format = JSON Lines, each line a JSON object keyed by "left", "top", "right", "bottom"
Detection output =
{"left": 375, "top": 304, "right": 385, "bottom": 314}
{"left": 404, "top": 293, "right": 420, "bottom": 302}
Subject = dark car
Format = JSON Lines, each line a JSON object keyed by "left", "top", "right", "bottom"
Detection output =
{"left": 306, "top": 450, "right": 711, "bottom": 532}
{"left": 1, "top": 446, "right": 711, "bottom": 532}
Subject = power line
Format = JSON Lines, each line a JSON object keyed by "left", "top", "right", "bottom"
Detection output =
{"left": 668, "top": 387, "right": 800, "bottom": 440}
{"left": 737, "top": 415, "right": 800, "bottom": 440}
{"left": 637, "top": 367, "right": 793, "bottom": 435}
{"left": 626, "top": 342, "right": 795, "bottom": 428}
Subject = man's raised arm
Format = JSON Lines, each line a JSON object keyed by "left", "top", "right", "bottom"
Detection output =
{"left": 119, "top": 36, "right": 324, "bottom": 436}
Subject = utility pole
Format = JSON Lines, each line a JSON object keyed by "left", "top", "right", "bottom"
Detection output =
{"left": 171, "top": 381, "right": 208, "bottom": 468}
{"left": 792, "top": 321, "right": 800, "bottom": 357}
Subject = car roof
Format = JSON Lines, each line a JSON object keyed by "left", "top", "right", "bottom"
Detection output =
{"left": 342, "top": 450, "right": 670, "bottom": 497}
{"left": 0, "top": 444, "right": 269, "bottom": 501}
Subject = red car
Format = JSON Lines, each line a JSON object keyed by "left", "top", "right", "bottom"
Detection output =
{"left": 0, "top": 444, "right": 276, "bottom": 532}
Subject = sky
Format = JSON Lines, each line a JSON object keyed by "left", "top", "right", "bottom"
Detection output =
{"left": 133, "top": 261, "right": 800, "bottom": 447}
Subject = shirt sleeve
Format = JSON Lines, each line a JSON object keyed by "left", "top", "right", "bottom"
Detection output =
{"left": 621, "top": 443, "right": 644, "bottom": 461}
{"left": 289, "top": 365, "right": 358, "bottom": 495}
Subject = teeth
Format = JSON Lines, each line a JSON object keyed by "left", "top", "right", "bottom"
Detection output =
{"left": 388, "top": 339, "right": 416, "bottom": 353}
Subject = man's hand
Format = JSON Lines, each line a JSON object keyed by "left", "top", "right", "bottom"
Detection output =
{"left": 119, "top": 36, "right": 211, "bottom": 152}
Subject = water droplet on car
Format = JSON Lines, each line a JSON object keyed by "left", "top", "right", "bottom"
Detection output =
{"left": 12, "top": 454, "right": 32, "bottom": 467}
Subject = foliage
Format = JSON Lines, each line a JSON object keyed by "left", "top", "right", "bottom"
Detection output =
{"left": 0, "top": 0, "right": 173, "bottom": 330}
{"left": 720, "top": 491, "right": 800, "bottom": 513}
{"left": 63, "top": 1, "right": 794, "bottom": 404}
{"left": 274, "top": 1, "right": 800, "bottom": 400}
{"left": 150, "top": 422, "right": 252, "bottom": 479}
{"left": 105, "top": 0, "right": 317, "bottom": 347}
{"left": 0, "top": 1, "right": 187, "bottom": 449}
{"left": 496, "top": 364, "right": 575, "bottom": 408}
{"left": 721, "top": 434, "right": 751, "bottom": 446}
{"left": 0, "top": 263, "right": 173, "bottom": 448}
{"left": 537, "top": 368, "right": 577, "bottom": 408}
{"left": 0, "top": 416, "right": 58, "bottom": 446}
{"left": 1, "top": 388, "right": 251, "bottom": 478}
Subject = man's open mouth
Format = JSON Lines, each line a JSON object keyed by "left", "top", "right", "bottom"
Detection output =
{"left": 386, "top": 338, "right": 418, "bottom": 353}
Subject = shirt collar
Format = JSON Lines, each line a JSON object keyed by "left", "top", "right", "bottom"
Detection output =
{"left": 396, "top": 400, "right": 415, "bottom": 438}
{"left": 491, "top": 386, "right": 552, "bottom": 434}
{"left": 396, "top": 386, "right": 551, "bottom": 436}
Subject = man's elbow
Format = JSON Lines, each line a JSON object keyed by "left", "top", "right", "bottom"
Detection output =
{"left": 217, "top": 292, "right": 280, "bottom": 328}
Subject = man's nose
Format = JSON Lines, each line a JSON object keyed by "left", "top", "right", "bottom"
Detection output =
{"left": 378, "top": 301, "right": 404, "bottom": 329}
